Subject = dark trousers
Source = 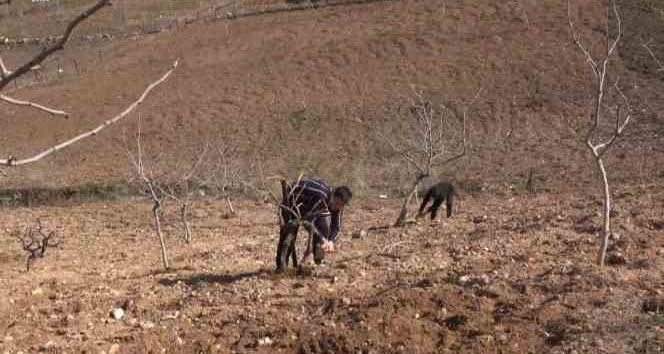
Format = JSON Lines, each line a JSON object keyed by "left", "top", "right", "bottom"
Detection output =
{"left": 275, "top": 211, "right": 329, "bottom": 271}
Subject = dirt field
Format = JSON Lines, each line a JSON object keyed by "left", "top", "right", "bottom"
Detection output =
{"left": 1, "top": 186, "right": 663, "bottom": 353}
{"left": 1, "top": 0, "right": 664, "bottom": 352}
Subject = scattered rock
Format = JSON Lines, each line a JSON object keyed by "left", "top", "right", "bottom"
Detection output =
{"left": 342, "top": 297, "right": 351, "bottom": 306}
{"left": 110, "top": 308, "right": 125, "bottom": 320}
{"left": 353, "top": 230, "right": 367, "bottom": 239}
{"left": 41, "top": 340, "right": 57, "bottom": 349}
{"left": 257, "top": 337, "right": 273, "bottom": 346}
{"left": 32, "top": 287, "right": 44, "bottom": 296}
{"left": 139, "top": 321, "right": 155, "bottom": 329}
{"left": 109, "top": 344, "right": 120, "bottom": 354}
{"left": 162, "top": 311, "right": 180, "bottom": 320}
{"left": 458, "top": 274, "right": 490, "bottom": 286}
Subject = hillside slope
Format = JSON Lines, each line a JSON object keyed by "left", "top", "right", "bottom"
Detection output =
{"left": 1, "top": 0, "right": 663, "bottom": 194}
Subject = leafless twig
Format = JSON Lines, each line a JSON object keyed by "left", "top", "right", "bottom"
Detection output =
{"left": 642, "top": 39, "right": 664, "bottom": 72}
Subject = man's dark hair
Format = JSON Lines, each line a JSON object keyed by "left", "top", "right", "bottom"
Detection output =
{"left": 332, "top": 186, "right": 352, "bottom": 204}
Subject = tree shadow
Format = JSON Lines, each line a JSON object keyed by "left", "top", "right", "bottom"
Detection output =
{"left": 158, "top": 268, "right": 273, "bottom": 287}
{"left": 368, "top": 225, "right": 393, "bottom": 232}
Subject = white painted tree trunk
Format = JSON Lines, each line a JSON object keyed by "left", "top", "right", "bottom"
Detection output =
{"left": 225, "top": 194, "right": 235, "bottom": 215}
{"left": 152, "top": 200, "right": 170, "bottom": 270}
{"left": 394, "top": 175, "right": 426, "bottom": 227}
{"left": 180, "top": 203, "right": 192, "bottom": 244}
{"left": 595, "top": 156, "right": 611, "bottom": 266}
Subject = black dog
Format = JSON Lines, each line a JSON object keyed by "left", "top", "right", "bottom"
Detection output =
{"left": 416, "top": 182, "right": 455, "bottom": 220}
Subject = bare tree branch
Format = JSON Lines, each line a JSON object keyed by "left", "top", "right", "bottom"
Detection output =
{"left": 1, "top": 60, "right": 179, "bottom": 167}
{"left": 642, "top": 39, "right": 664, "bottom": 72}
{"left": 0, "top": 0, "right": 112, "bottom": 91}
{"left": 568, "top": 0, "right": 622, "bottom": 151}
{"left": 0, "top": 94, "right": 69, "bottom": 117}
{"left": 431, "top": 86, "right": 482, "bottom": 165}
{"left": 606, "top": 1, "right": 622, "bottom": 58}
{"left": 568, "top": 0, "right": 599, "bottom": 77}
{"left": 595, "top": 83, "right": 632, "bottom": 157}
{"left": 0, "top": 57, "right": 12, "bottom": 79}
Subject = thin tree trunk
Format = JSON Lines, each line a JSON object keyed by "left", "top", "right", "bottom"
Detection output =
{"left": 152, "top": 200, "right": 170, "bottom": 269}
{"left": 395, "top": 174, "right": 426, "bottom": 227}
{"left": 181, "top": 203, "right": 192, "bottom": 244}
{"left": 595, "top": 156, "right": 611, "bottom": 266}
{"left": 225, "top": 194, "right": 235, "bottom": 215}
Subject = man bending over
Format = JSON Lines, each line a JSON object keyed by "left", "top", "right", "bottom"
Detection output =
{"left": 276, "top": 177, "right": 352, "bottom": 272}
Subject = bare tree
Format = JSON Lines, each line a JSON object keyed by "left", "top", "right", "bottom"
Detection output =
{"left": 13, "top": 219, "right": 62, "bottom": 272}
{"left": 568, "top": 0, "right": 633, "bottom": 266}
{"left": 125, "top": 117, "right": 208, "bottom": 266}
{"left": 0, "top": 0, "right": 178, "bottom": 168}
{"left": 164, "top": 143, "right": 208, "bottom": 244}
{"left": 368, "top": 87, "right": 481, "bottom": 227}
{"left": 125, "top": 117, "right": 171, "bottom": 270}
{"left": 204, "top": 143, "right": 242, "bottom": 216}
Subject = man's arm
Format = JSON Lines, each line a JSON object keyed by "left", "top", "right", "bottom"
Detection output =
{"left": 314, "top": 215, "right": 332, "bottom": 240}
{"left": 328, "top": 209, "right": 342, "bottom": 242}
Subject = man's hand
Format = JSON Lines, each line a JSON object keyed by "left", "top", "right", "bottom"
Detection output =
{"left": 322, "top": 239, "right": 335, "bottom": 253}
